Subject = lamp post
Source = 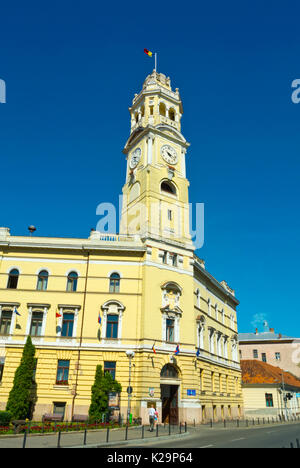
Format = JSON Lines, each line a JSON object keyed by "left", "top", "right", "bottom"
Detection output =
{"left": 126, "top": 350, "right": 135, "bottom": 425}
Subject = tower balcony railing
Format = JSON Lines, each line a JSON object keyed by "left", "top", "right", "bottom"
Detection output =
{"left": 89, "top": 231, "right": 141, "bottom": 243}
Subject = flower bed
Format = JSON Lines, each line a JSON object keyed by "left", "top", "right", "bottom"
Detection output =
{"left": 0, "top": 421, "right": 138, "bottom": 435}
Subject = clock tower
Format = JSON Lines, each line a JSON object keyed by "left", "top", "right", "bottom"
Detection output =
{"left": 120, "top": 70, "right": 193, "bottom": 249}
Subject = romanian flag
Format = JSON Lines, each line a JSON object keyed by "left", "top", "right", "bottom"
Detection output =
{"left": 152, "top": 343, "right": 156, "bottom": 354}
{"left": 98, "top": 313, "right": 102, "bottom": 325}
{"left": 174, "top": 345, "right": 180, "bottom": 356}
{"left": 196, "top": 348, "right": 200, "bottom": 358}
{"left": 144, "top": 48, "right": 153, "bottom": 57}
{"left": 56, "top": 312, "right": 62, "bottom": 318}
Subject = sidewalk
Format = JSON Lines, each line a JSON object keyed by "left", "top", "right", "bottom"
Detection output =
{"left": 0, "top": 424, "right": 188, "bottom": 449}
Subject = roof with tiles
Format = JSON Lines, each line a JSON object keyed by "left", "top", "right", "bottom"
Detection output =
{"left": 241, "top": 360, "right": 300, "bottom": 388}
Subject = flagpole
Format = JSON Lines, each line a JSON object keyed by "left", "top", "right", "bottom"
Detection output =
{"left": 155, "top": 53, "right": 157, "bottom": 72}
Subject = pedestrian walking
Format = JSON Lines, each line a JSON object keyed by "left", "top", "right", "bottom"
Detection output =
{"left": 149, "top": 405, "right": 156, "bottom": 432}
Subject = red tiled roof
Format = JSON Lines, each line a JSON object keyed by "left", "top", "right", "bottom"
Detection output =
{"left": 241, "top": 360, "right": 300, "bottom": 388}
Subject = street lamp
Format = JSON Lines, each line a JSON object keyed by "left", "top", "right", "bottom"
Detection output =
{"left": 126, "top": 350, "right": 135, "bottom": 424}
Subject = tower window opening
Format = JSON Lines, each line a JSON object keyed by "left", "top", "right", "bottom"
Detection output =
{"left": 159, "top": 102, "right": 166, "bottom": 117}
{"left": 161, "top": 180, "right": 177, "bottom": 196}
{"left": 168, "top": 108, "right": 175, "bottom": 121}
{"left": 149, "top": 105, "right": 154, "bottom": 115}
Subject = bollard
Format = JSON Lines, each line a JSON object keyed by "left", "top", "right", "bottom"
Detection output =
{"left": 156, "top": 424, "right": 159, "bottom": 437}
{"left": 224, "top": 419, "right": 226, "bottom": 428}
{"left": 263, "top": 418, "right": 265, "bottom": 425}
{"left": 22, "top": 431, "right": 27, "bottom": 449}
{"left": 57, "top": 431, "right": 61, "bottom": 449}
{"left": 210, "top": 419, "right": 213, "bottom": 428}
{"left": 106, "top": 427, "right": 109, "bottom": 443}
{"left": 185, "top": 422, "right": 187, "bottom": 433}
{"left": 179, "top": 422, "right": 182, "bottom": 434}
{"left": 83, "top": 428, "right": 87, "bottom": 446}
{"left": 169, "top": 423, "right": 171, "bottom": 436}
{"left": 125, "top": 424, "right": 128, "bottom": 441}
{"left": 296, "top": 439, "right": 300, "bottom": 448}
{"left": 142, "top": 425, "right": 144, "bottom": 439}
{"left": 290, "top": 443, "right": 294, "bottom": 448}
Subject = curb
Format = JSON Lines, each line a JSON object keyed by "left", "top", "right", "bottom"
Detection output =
{"left": 64, "top": 431, "right": 190, "bottom": 449}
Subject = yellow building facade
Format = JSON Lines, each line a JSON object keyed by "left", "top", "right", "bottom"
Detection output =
{"left": 0, "top": 71, "right": 243, "bottom": 424}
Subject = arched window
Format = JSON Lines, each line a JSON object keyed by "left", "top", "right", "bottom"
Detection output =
{"left": 66, "top": 272, "right": 78, "bottom": 292}
{"left": 160, "top": 364, "right": 178, "bottom": 378}
{"left": 161, "top": 180, "right": 177, "bottom": 196}
{"left": 159, "top": 102, "right": 166, "bottom": 117}
{"left": 7, "top": 269, "right": 19, "bottom": 289}
{"left": 168, "top": 108, "right": 175, "bottom": 121}
{"left": 109, "top": 273, "right": 120, "bottom": 293}
{"left": 37, "top": 270, "right": 49, "bottom": 291}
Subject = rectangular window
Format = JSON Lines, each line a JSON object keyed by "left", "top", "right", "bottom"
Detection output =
{"left": 265, "top": 393, "right": 274, "bottom": 407}
{"left": 171, "top": 254, "right": 178, "bottom": 267}
{"left": 61, "top": 313, "right": 74, "bottom": 337}
{"left": 56, "top": 360, "right": 70, "bottom": 385}
{"left": 166, "top": 318, "right": 175, "bottom": 342}
{"left": 0, "top": 358, "right": 5, "bottom": 383}
{"left": 53, "top": 402, "right": 66, "bottom": 418}
{"left": 262, "top": 353, "right": 267, "bottom": 363}
{"left": 167, "top": 210, "right": 172, "bottom": 221}
{"left": 211, "top": 372, "right": 215, "bottom": 392}
{"left": 104, "top": 361, "right": 116, "bottom": 380}
{"left": 32, "top": 358, "right": 38, "bottom": 382}
{"left": 200, "top": 369, "right": 204, "bottom": 391}
{"left": 30, "top": 312, "right": 44, "bottom": 337}
{"left": 106, "top": 315, "right": 119, "bottom": 339}
{"left": 162, "top": 251, "right": 168, "bottom": 264}
{"left": 0, "top": 311, "right": 12, "bottom": 335}
{"left": 275, "top": 352, "right": 281, "bottom": 361}
{"left": 253, "top": 349, "right": 258, "bottom": 359}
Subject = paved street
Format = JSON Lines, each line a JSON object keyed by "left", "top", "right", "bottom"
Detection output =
{"left": 119, "top": 421, "right": 300, "bottom": 449}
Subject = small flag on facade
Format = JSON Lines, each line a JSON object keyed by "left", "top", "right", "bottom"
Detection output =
{"left": 174, "top": 344, "right": 180, "bottom": 355}
{"left": 98, "top": 313, "right": 102, "bottom": 325}
{"left": 14, "top": 307, "right": 21, "bottom": 316}
{"left": 144, "top": 48, "right": 153, "bottom": 57}
{"left": 196, "top": 348, "right": 200, "bottom": 357}
{"left": 56, "top": 312, "right": 62, "bottom": 318}
{"left": 152, "top": 343, "right": 156, "bottom": 354}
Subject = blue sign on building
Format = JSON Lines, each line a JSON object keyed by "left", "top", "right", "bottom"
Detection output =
{"left": 187, "top": 389, "right": 196, "bottom": 396}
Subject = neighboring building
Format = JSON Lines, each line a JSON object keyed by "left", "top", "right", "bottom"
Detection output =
{"left": 241, "top": 360, "right": 300, "bottom": 419}
{"left": 0, "top": 70, "right": 243, "bottom": 424}
{"left": 239, "top": 324, "right": 300, "bottom": 379}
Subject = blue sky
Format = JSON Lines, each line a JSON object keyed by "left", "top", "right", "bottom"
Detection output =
{"left": 0, "top": 0, "right": 299, "bottom": 336}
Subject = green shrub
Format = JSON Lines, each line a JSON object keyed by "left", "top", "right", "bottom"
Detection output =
{"left": 0, "top": 411, "right": 12, "bottom": 426}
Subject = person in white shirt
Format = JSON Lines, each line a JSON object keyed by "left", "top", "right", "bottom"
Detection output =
{"left": 148, "top": 405, "right": 156, "bottom": 432}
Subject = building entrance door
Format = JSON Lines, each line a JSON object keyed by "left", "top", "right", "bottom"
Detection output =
{"left": 161, "top": 384, "right": 178, "bottom": 425}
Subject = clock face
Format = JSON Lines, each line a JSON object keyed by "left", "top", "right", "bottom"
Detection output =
{"left": 129, "top": 147, "right": 141, "bottom": 169}
{"left": 161, "top": 145, "right": 178, "bottom": 165}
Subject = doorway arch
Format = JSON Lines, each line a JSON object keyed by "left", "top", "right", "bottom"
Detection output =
{"left": 160, "top": 363, "right": 181, "bottom": 424}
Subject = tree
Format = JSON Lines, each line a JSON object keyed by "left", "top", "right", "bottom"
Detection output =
{"left": 89, "top": 365, "right": 122, "bottom": 422}
{"left": 6, "top": 336, "right": 36, "bottom": 420}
